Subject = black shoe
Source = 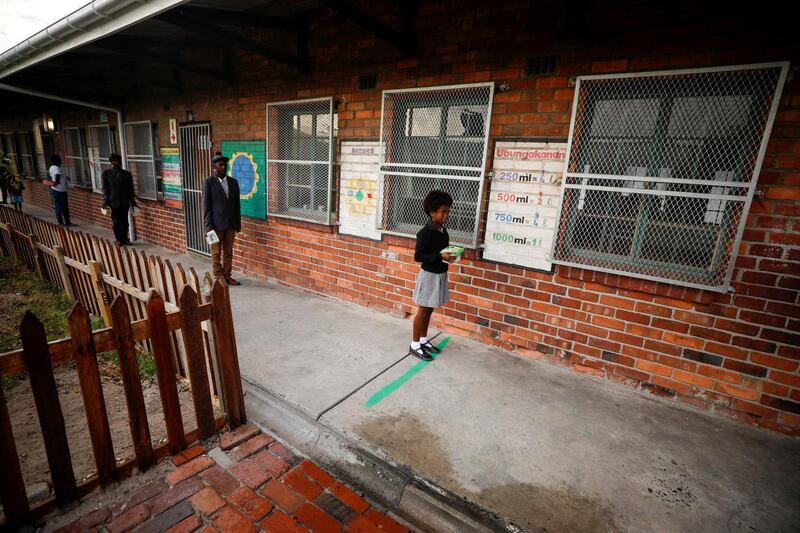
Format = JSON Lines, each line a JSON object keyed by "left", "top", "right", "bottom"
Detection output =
{"left": 421, "top": 341, "right": 441, "bottom": 354}
{"left": 409, "top": 345, "right": 434, "bottom": 361}
{"left": 66, "top": 222, "right": 78, "bottom": 227}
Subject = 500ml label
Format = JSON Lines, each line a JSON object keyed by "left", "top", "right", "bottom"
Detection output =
{"left": 496, "top": 192, "right": 531, "bottom": 203}
{"left": 494, "top": 212, "right": 547, "bottom": 227}
{"left": 491, "top": 232, "right": 544, "bottom": 247}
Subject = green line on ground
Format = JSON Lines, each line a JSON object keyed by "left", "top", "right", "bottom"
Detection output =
{"left": 364, "top": 337, "right": 450, "bottom": 409}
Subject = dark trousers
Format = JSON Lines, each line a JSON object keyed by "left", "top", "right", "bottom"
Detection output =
{"left": 52, "top": 190, "right": 71, "bottom": 225}
{"left": 211, "top": 227, "right": 236, "bottom": 279}
{"left": 111, "top": 203, "right": 130, "bottom": 244}
{"left": 0, "top": 181, "right": 8, "bottom": 203}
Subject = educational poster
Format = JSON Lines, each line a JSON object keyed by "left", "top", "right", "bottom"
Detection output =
{"left": 339, "top": 141, "right": 381, "bottom": 240}
{"left": 483, "top": 141, "right": 567, "bottom": 271}
{"left": 160, "top": 147, "right": 183, "bottom": 209}
{"left": 221, "top": 140, "right": 266, "bottom": 220}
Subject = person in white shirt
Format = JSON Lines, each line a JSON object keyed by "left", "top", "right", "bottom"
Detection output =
{"left": 48, "top": 154, "right": 75, "bottom": 227}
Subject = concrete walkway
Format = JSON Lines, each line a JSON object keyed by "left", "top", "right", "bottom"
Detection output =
{"left": 22, "top": 204, "right": 800, "bottom": 532}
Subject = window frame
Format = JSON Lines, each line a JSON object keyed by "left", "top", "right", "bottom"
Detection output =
{"left": 377, "top": 82, "right": 495, "bottom": 247}
{"left": 87, "top": 124, "right": 115, "bottom": 193}
{"left": 64, "top": 127, "right": 91, "bottom": 188}
{"left": 15, "top": 131, "right": 36, "bottom": 178}
{"left": 123, "top": 120, "right": 158, "bottom": 200}
{"left": 551, "top": 62, "right": 789, "bottom": 292}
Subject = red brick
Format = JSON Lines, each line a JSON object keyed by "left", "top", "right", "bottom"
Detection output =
{"left": 165, "top": 514, "right": 201, "bottom": 533}
{"left": 260, "top": 510, "right": 307, "bottom": 533}
{"left": 201, "top": 465, "right": 241, "bottom": 496}
{"left": 231, "top": 434, "right": 276, "bottom": 462}
{"left": 328, "top": 482, "right": 370, "bottom": 514}
{"left": 111, "top": 480, "right": 168, "bottom": 516}
{"left": 268, "top": 442, "right": 301, "bottom": 466}
{"left": 714, "top": 382, "right": 761, "bottom": 401}
{"left": 252, "top": 451, "right": 291, "bottom": 479}
{"left": 673, "top": 370, "right": 714, "bottom": 389}
{"left": 191, "top": 487, "right": 226, "bottom": 515}
{"left": 172, "top": 445, "right": 205, "bottom": 466}
{"left": 167, "top": 456, "right": 215, "bottom": 486}
{"left": 661, "top": 333, "right": 704, "bottom": 350}
{"left": 295, "top": 503, "right": 342, "bottom": 531}
{"left": 298, "top": 461, "right": 335, "bottom": 488}
{"left": 282, "top": 468, "right": 324, "bottom": 500}
{"left": 229, "top": 460, "right": 269, "bottom": 489}
{"left": 634, "top": 360, "right": 672, "bottom": 377}
{"left": 56, "top": 507, "right": 110, "bottom": 532}
{"left": 219, "top": 425, "right": 261, "bottom": 451}
{"left": 149, "top": 478, "right": 205, "bottom": 516}
{"left": 229, "top": 487, "right": 273, "bottom": 521}
{"left": 705, "top": 342, "right": 749, "bottom": 360}
{"left": 347, "top": 515, "right": 383, "bottom": 533}
{"left": 750, "top": 353, "right": 799, "bottom": 372}
{"left": 213, "top": 506, "right": 256, "bottom": 533}
{"left": 106, "top": 504, "right": 149, "bottom": 533}
{"left": 260, "top": 480, "right": 307, "bottom": 514}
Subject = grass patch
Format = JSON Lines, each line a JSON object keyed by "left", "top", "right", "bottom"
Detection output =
{"left": 0, "top": 256, "right": 156, "bottom": 386}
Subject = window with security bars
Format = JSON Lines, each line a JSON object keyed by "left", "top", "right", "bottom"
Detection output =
{"left": 378, "top": 83, "right": 494, "bottom": 246}
{"left": 15, "top": 132, "right": 36, "bottom": 178}
{"left": 64, "top": 127, "right": 90, "bottom": 187}
{"left": 266, "top": 98, "right": 336, "bottom": 223}
{"left": 124, "top": 121, "right": 157, "bottom": 200}
{"left": 88, "top": 125, "right": 114, "bottom": 192}
{"left": 552, "top": 63, "right": 787, "bottom": 291}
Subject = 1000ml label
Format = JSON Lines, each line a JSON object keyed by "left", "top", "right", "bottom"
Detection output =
{"left": 492, "top": 232, "right": 544, "bottom": 247}
{"left": 494, "top": 212, "right": 546, "bottom": 227}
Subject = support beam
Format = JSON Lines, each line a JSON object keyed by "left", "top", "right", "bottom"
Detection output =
{"left": 158, "top": 13, "right": 307, "bottom": 73}
{"left": 170, "top": 6, "right": 302, "bottom": 30}
{"left": 95, "top": 43, "right": 226, "bottom": 83}
{"left": 317, "top": 0, "right": 414, "bottom": 57}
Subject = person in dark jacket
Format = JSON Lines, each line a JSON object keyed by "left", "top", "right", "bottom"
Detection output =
{"left": 102, "top": 153, "right": 136, "bottom": 245}
{"left": 409, "top": 190, "right": 455, "bottom": 360}
{"left": 202, "top": 151, "right": 241, "bottom": 285}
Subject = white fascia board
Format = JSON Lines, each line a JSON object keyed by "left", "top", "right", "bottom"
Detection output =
{"left": 0, "top": 0, "right": 190, "bottom": 80}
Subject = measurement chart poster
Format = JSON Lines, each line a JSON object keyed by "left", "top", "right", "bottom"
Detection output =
{"left": 339, "top": 141, "right": 382, "bottom": 240}
{"left": 484, "top": 140, "right": 567, "bottom": 271}
{"left": 160, "top": 147, "right": 183, "bottom": 210}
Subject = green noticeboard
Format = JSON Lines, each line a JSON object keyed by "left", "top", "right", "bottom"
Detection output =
{"left": 220, "top": 140, "right": 266, "bottom": 220}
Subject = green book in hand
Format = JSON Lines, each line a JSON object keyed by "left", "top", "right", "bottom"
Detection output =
{"left": 440, "top": 245, "right": 465, "bottom": 262}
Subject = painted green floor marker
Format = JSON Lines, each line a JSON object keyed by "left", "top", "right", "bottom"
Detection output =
{"left": 364, "top": 336, "right": 450, "bottom": 408}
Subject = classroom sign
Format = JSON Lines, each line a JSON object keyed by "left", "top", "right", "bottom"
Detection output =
{"left": 160, "top": 147, "right": 183, "bottom": 209}
{"left": 221, "top": 140, "right": 266, "bottom": 220}
{"left": 339, "top": 141, "right": 381, "bottom": 240}
{"left": 483, "top": 141, "right": 567, "bottom": 271}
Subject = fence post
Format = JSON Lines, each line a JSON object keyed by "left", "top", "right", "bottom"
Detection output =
{"left": 210, "top": 279, "right": 246, "bottom": 428}
{"left": 54, "top": 245, "right": 76, "bottom": 301}
{"left": 89, "top": 260, "right": 112, "bottom": 327}
{"left": 0, "top": 221, "right": 17, "bottom": 260}
{"left": 28, "top": 234, "right": 47, "bottom": 281}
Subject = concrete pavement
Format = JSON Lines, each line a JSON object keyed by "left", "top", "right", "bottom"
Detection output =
{"left": 21, "top": 204, "right": 800, "bottom": 532}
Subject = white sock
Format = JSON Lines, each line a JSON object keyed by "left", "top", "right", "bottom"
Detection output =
{"left": 411, "top": 341, "right": 421, "bottom": 349}
{"left": 420, "top": 337, "right": 428, "bottom": 345}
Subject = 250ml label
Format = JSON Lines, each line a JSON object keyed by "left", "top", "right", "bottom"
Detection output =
{"left": 496, "top": 171, "right": 559, "bottom": 184}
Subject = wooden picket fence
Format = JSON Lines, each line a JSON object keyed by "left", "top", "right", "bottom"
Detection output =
{"left": 0, "top": 207, "right": 246, "bottom": 526}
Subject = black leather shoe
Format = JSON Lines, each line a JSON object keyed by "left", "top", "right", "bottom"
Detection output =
{"left": 409, "top": 345, "right": 434, "bottom": 361}
{"left": 421, "top": 341, "right": 441, "bottom": 354}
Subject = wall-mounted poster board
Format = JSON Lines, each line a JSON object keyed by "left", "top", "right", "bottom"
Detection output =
{"left": 339, "top": 141, "right": 382, "bottom": 240}
{"left": 160, "top": 146, "right": 183, "bottom": 209}
{"left": 483, "top": 140, "right": 567, "bottom": 271}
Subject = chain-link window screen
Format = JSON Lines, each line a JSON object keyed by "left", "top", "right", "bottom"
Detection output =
{"left": 266, "top": 97, "right": 335, "bottom": 224}
{"left": 378, "top": 83, "right": 494, "bottom": 246}
{"left": 88, "top": 125, "right": 114, "bottom": 191}
{"left": 124, "top": 121, "right": 157, "bottom": 200}
{"left": 64, "top": 127, "right": 90, "bottom": 187}
{"left": 552, "top": 63, "right": 787, "bottom": 291}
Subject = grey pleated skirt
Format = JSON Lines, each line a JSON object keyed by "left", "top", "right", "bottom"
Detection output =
{"left": 412, "top": 269, "right": 449, "bottom": 308}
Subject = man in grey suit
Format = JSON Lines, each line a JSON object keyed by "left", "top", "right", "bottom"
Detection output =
{"left": 202, "top": 151, "right": 241, "bottom": 285}
{"left": 102, "top": 153, "right": 136, "bottom": 245}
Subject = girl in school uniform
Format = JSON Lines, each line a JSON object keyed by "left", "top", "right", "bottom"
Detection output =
{"left": 409, "top": 190, "right": 455, "bottom": 360}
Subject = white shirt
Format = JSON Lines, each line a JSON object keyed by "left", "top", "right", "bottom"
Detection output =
{"left": 49, "top": 165, "right": 67, "bottom": 192}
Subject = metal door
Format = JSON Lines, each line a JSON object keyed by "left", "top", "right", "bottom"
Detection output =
{"left": 179, "top": 123, "right": 212, "bottom": 255}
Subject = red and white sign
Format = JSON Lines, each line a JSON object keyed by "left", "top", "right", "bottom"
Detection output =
{"left": 169, "top": 119, "right": 177, "bottom": 144}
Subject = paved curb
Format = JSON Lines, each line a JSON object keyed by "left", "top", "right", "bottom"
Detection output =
{"left": 243, "top": 378, "right": 524, "bottom": 533}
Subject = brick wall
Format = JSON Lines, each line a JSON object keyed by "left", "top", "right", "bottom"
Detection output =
{"left": 3, "top": 0, "right": 798, "bottom": 435}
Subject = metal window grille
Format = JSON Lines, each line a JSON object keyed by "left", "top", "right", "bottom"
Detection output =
{"left": 124, "top": 121, "right": 157, "bottom": 200}
{"left": 64, "top": 127, "right": 90, "bottom": 187}
{"left": 266, "top": 97, "right": 336, "bottom": 224}
{"left": 88, "top": 124, "right": 114, "bottom": 192}
{"left": 16, "top": 132, "right": 36, "bottom": 178}
{"left": 552, "top": 63, "right": 788, "bottom": 292}
{"left": 378, "top": 82, "right": 494, "bottom": 246}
